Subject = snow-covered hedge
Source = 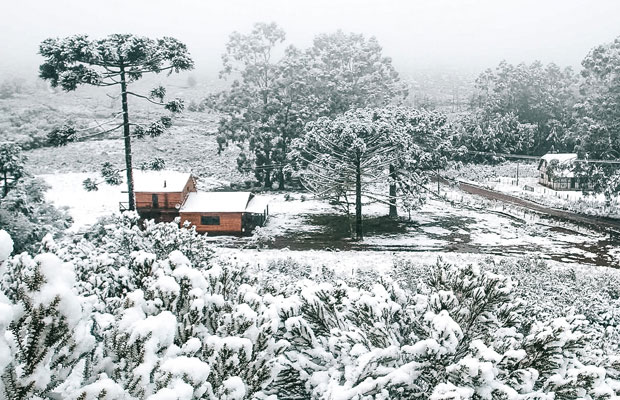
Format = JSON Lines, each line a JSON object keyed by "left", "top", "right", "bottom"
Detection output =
{"left": 0, "top": 221, "right": 619, "bottom": 399}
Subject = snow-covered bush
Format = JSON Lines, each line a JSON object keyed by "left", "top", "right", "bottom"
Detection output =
{"left": 1, "top": 251, "right": 94, "bottom": 400}
{"left": 0, "top": 225, "right": 619, "bottom": 399}
{"left": 0, "top": 177, "right": 72, "bottom": 254}
{"left": 246, "top": 226, "right": 275, "bottom": 250}
{"left": 53, "top": 213, "right": 214, "bottom": 313}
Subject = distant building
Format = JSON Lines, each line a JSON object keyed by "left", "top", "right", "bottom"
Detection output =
{"left": 125, "top": 171, "right": 269, "bottom": 234}
{"left": 180, "top": 192, "right": 269, "bottom": 234}
{"left": 538, "top": 153, "right": 583, "bottom": 190}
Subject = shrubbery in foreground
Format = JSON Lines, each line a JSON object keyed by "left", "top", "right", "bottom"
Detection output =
{"left": 0, "top": 216, "right": 619, "bottom": 399}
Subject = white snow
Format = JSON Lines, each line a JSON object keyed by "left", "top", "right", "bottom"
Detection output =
{"left": 160, "top": 356, "right": 211, "bottom": 384}
{"left": 0, "top": 230, "right": 13, "bottom": 262}
{"left": 40, "top": 172, "right": 125, "bottom": 231}
{"left": 540, "top": 153, "right": 577, "bottom": 164}
{"left": 180, "top": 191, "right": 255, "bottom": 213}
{"left": 133, "top": 170, "right": 192, "bottom": 193}
{"left": 221, "top": 376, "right": 247, "bottom": 400}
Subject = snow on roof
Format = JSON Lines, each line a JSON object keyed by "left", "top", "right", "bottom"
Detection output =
{"left": 540, "top": 153, "right": 577, "bottom": 164}
{"left": 180, "top": 192, "right": 268, "bottom": 213}
{"left": 133, "top": 170, "right": 192, "bottom": 193}
{"left": 246, "top": 195, "right": 270, "bottom": 214}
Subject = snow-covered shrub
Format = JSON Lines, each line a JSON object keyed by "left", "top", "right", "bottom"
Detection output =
{"left": 268, "top": 259, "right": 619, "bottom": 399}
{"left": 1, "top": 226, "right": 619, "bottom": 399}
{"left": 247, "top": 226, "right": 275, "bottom": 250}
{"left": 0, "top": 177, "right": 72, "bottom": 254}
{"left": 0, "top": 251, "right": 94, "bottom": 400}
{"left": 54, "top": 213, "right": 214, "bottom": 313}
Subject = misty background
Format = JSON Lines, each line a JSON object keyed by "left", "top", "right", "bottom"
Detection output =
{"left": 2, "top": 0, "right": 620, "bottom": 80}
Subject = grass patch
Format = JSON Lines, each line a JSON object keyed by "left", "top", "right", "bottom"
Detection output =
{"left": 305, "top": 214, "right": 409, "bottom": 240}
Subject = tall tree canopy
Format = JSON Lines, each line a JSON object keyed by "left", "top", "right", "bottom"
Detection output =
{"left": 208, "top": 23, "right": 309, "bottom": 189}
{"left": 305, "top": 31, "right": 408, "bottom": 117}
{"left": 468, "top": 60, "right": 576, "bottom": 156}
{"left": 574, "top": 35, "right": 620, "bottom": 160}
{"left": 208, "top": 23, "right": 407, "bottom": 189}
{"left": 570, "top": 35, "right": 620, "bottom": 198}
{"left": 39, "top": 34, "right": 194, "bottom": 210}
{"left": 294, "top": 106, "right": 451, "bottom": 239}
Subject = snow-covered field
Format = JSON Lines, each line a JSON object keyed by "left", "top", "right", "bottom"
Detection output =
{"left": 41, "top": 172, "right": 620, "bottom": 268}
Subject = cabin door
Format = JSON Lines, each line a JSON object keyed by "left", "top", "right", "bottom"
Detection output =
{"left": 152, "top": 194, "right": 159, "bottom": 208}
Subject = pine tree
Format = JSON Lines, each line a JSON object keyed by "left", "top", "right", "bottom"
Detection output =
{"left": 38, "top": 34, "right": 194, "bottom": 209}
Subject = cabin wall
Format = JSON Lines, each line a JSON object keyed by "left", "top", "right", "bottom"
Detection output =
{"left": 135, "top": 177, "right": 196, "bottom": 210}
{"left": 180, "top": 212, "right": 243, "bottom": 233}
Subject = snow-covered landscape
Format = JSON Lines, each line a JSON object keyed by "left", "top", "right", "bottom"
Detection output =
{"left": 2, "top": 1, "right": 620, "bottom": 399}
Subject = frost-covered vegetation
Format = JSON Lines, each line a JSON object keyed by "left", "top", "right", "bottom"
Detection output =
{"left": 1, "top": 216, "right": 619, "bottom": 399}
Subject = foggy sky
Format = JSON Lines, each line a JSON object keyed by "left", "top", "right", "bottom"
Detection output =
{"left": 1, "top": 0, "right": 619, "bottom": 78}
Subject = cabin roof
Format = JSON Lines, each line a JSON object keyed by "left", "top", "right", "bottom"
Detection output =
{"left": 246, "top": 195, "right": 270, "bottom": 214}
{"left": 133, "top": 170, "right": 192, "bottom": 193}
{"left": 180, "top": 192, "right": 267, "bottom": 213}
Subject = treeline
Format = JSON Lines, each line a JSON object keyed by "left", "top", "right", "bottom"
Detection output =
{"left": 207, "top": 24, "right": 620, "bottom": 182}
{"left": 455, "top": 37, "right": 620, "bottom": 162}
{"left": 204, "top": 23, "right": 407, "bottom": 189}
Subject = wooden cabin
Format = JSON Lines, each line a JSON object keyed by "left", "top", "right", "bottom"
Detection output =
{"left": 132, "top": 171, "right": 197, "bottom": 222}
{"left": 538, "top": 153, "right": 581, "bottom": 191}
{"left": 179, "top": 192, "right": 269, "bottom": 234}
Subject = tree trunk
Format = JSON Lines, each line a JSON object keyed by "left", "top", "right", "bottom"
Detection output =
{"left": 264, "top": 169, "right": 272, "bottom": 189}
{"left": 355, "top": 155, "right": 363, "bottom": 241}
{"left": 389, "top": 164, "right": 397, "bottom": 218}
{"left": 119, "top": 67, "right": 135, "bottom": 211}
{"left": 2, "top": 171, "right": 7, "bottom": 198}
{"left": 277, "top": 169, "right": 285, "bottom": 190}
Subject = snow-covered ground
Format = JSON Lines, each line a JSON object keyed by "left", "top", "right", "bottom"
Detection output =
{"left": 41, "top": 172, "right": 620, "bottom": 268}
{"left": 41, "top": 173, "right": 126, "bottom": 231}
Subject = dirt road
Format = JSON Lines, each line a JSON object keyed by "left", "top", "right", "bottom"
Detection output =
{"left": 457, "top": 181, "right": 620, "bottom": 234}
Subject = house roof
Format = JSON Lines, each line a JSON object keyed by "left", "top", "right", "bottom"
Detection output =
{"left": 540, "top": 153, "right": 577, "bottom": 164}
{"left": 246, "top": 195, "right": 270, "bottom": 214}
{"left": 180, "top": 192, "right": 268, "bottom": 213}
{"left": 539, "top": 153, "right": 577, "bottom": 178}
{"left": 133, "top": 171, "right": 193, "bottom": 193}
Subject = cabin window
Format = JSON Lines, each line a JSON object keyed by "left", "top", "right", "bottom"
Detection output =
{"left": 200, "top": 216, "right": 220, "bottom": 225}
{"left": 152, "top": 194, "right": 159, "bottom": 208}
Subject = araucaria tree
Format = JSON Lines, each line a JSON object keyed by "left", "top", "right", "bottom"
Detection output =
{"left": 374, "top": 107, "right": 452, "bottom": 218}
{"left": 38, "top": 34, "right": 194, "bottom": 210}
{"left": 208, "top": 23, "right": 309, "bottom": 189}
{"left": 295, "top": 107, "right": 452, "bottom": 239}
{"left": 209, "top": 23, "right": 407, "bottom": 189}
{"left": 294, "top": 109, "right": 387, "bottom": 240}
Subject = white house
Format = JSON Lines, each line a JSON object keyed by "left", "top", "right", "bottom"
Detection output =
{"left": 538, "top": 153, "right": 582, "bottom": 190}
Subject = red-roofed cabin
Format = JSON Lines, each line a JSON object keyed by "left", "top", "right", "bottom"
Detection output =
{"left": 179, "top": 192, "right": 269, "bottom": 234}
{"left": 130, "top": 171, "right": 197, "bottom": 222}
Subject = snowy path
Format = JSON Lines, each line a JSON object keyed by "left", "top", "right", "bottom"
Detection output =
{"left": 458, "top": 181, "right": 620, "bottom": 233}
